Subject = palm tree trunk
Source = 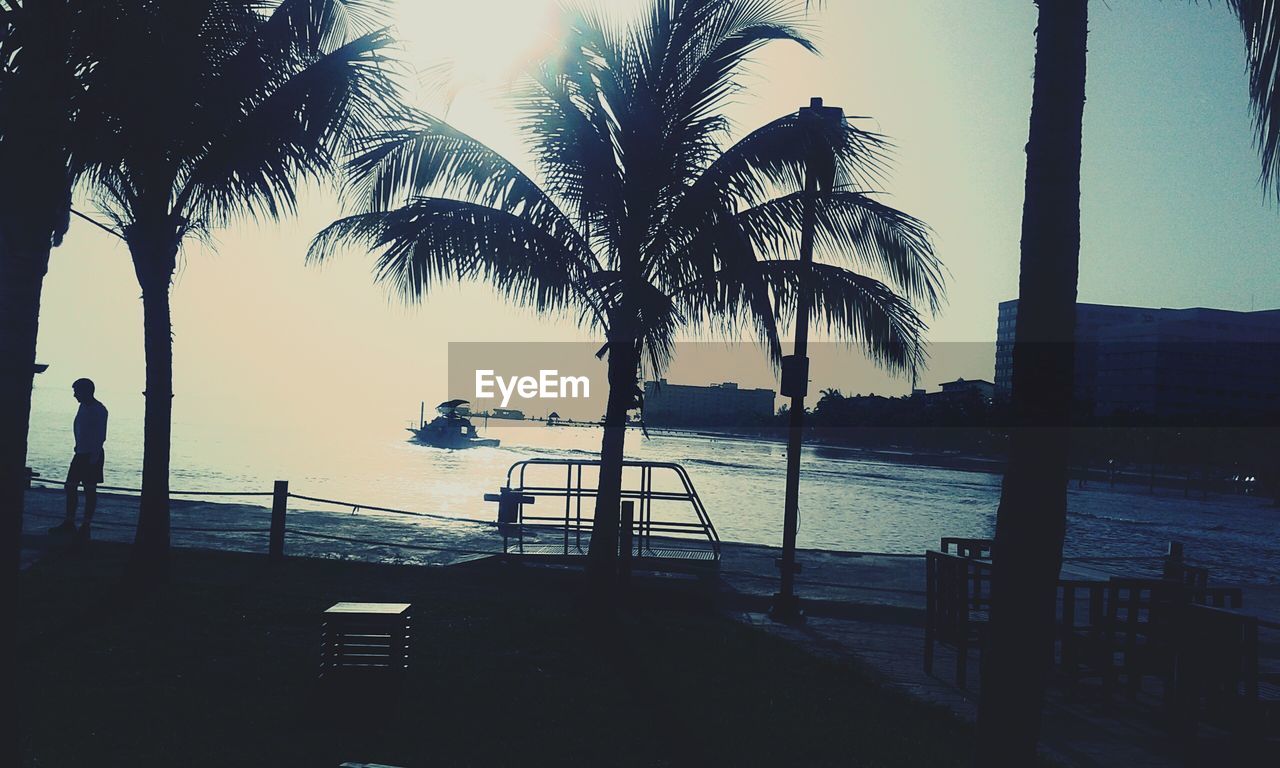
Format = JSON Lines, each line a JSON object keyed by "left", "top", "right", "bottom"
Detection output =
{"left": 586, "top": 338, "right": 639, "bottom": 589}
{"left": 129, "top": 242, "right": 177, "bottom": 582}
{"left": 976, "top": 0, "right": 1087, "bottom": 762}
{"left": 0, "top": 237, "right": 48, "bottom": 763}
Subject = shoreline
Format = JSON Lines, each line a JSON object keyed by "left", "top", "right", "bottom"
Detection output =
{"left": 21, "top": 485, "right": 1280, "bottom": 625}
{"left": 529, "top": 422, "right": 1274, "bottom": 491}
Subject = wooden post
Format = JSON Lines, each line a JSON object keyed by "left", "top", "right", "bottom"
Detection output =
{"left": 618, "top": 500, "right": 634, "bottom": 584}
{"left": 270, "top": 480, "right": 288, "bottom": 561}
{"left": 1162, "top": 540, "right": 1184, "bottom": 581}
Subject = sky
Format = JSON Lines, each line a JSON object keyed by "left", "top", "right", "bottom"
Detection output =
{"left": 30, "top": 0, "right": 1280, "bottom": 431}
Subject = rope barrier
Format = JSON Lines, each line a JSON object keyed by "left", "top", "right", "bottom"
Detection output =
{"left": 29, "top": 478, "right": 273, "bottom": 497}
{"left": 287, "top": 492, "right": 496, "bottom": 528}
{"left": 161, "top": 490, "right": 274, "bottom": 497}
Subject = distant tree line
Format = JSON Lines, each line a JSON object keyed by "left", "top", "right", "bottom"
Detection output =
{"left": 781, "top": 388, "right": 1279, "bottom": 500}
{"left": 804, "top": 389, "right": 1005, "bottom": 454}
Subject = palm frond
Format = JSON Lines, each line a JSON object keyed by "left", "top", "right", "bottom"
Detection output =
{"left": 660, "top": 0, "right": 815, "bottom": 134}
{"left": 697, "top": 109, "right": 891, "bottom": 205}
{"left": 0, "top": 0, "right": 112, "bottom": 247}
{"left": 1225, "top": 0, "right": 1280, "bottom": 196}
{"left": 341, "top": 116, "right": 598, "bottom": 274}
{"left": 644, "top": 109, "right": 893, "bottom": 278}
{"left": 670, "top": 251, "right": 786, "bottom": 367}
{"left": 180, "top": 29, "right": 399, "bottom": 225}
{"left": 263, "top": 0, "right": 388, "bottom": 56}
{"left": 757, "top": 259, "right": 927, "bottom": 375}
{"left": 75, "top": 0, "right": 403, "bottom": 254}
{"left": 515, "top": 16, "right": 628, "bottom": 249}
{"left": 674, "top": 190, "right": 943, "bottom": 312}
{"left": 309, "top": 197, "right": 608, "bottom": 322}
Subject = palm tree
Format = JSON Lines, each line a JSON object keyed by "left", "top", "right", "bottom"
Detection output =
{"left": 77, "top": 0, "right": 400, "bottom": 579}
{"left": 0, "top": 2, "right": 116, "bottom": 759}
{"left": 312, "top": 0, "right": 944, "bottom": 590}
{"left": 2, "top": 0, "right": 67, "bottom": 607}
{"left": 978, "top": 1, "right": 1280, "bottom": 761}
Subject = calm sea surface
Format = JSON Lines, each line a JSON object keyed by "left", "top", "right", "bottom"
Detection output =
{"left": 25, "top": 385, "right": 1280, "bottom": 584}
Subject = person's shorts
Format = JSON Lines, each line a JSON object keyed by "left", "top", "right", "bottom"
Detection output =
{"left": 66, "top": 452, "right": 104, "bottom": 486}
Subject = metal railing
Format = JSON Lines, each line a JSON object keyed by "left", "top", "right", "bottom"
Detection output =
{"left": 499, "top": 458, "right": 720, "bottom": 562}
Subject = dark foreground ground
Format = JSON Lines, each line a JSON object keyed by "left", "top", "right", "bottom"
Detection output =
{"left": 18, "top": 543, "right": 1018, "bottom": 768}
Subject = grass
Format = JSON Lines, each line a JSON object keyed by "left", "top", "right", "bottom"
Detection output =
{"left": 19, "top": 543, "right": 982, "bottom": 767}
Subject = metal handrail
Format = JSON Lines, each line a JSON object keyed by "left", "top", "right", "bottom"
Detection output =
{"left": 501, "top": 458, "right": 720, "bottom": 559}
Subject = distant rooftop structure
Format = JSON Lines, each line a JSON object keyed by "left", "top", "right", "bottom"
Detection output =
{"left": 936, "top": 378, "right": 995, "bottom": 403}
{"left": 995, "top": 299, "right": 1280, "bottom": 418}
{"left": 905, "top": 377, "right": 994, "bottom": 403}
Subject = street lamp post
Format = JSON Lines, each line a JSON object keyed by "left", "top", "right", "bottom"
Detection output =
{"left": 771, "top": 97, "right": 844, "bottom": 624}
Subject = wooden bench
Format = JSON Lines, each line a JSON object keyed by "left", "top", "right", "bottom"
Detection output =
{"left": 1061, "top": 579, "right": 1248, "bottom": 698}
{"left": 1190, "top": 585, "right": 1243, "bottom": 609}
{"left": 1175, "top": 605, "right": 1280, "bottom": 756}
{"left": 939, "top": 536, "right": 993, "bottom": 560}
{"left": 1057, "top": 577, "right": 1108, "bottom": 685}
{"left": 1106, "top": 578, "right": 1188, "bottom": 700}
{"left": 1164, "top": 560, "right": 1210, "bottom": 590}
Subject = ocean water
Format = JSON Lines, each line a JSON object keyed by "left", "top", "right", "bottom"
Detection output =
{"left": 25, "top": 385, "right": 1280, "bottom": 584}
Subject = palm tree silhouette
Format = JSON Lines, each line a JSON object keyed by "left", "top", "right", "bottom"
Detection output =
{"left": 979, "top": 2, "right": 1280, "bottom": 761}
{"left": 77, "top": 0, "right": 401, "bottom": 579}
{"left": 0, "top": 1, "right": 120, "bottom": 758}
{"left": 313, "top": 0, "right": 944, "bottom": 590}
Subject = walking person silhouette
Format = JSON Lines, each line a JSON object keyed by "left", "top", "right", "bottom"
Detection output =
{"left": 51, "top": 378, "right": 108, "bottom": 542}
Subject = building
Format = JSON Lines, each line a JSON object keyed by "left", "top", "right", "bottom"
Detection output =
{"left": 642, "top": 380, "right": 776, "bottom": 428}
{"left": 995, "top": 299, "right": 1280, "bottom": 419}
{"left": 936, "top": 378, "right": 995, "bottom": 403}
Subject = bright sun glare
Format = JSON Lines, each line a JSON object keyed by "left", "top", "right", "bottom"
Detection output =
{"left": 393, "top": 1, "right": 567, "bottom": 93}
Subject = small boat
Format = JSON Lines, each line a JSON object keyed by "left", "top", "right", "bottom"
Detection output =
{"left": 408, "top": 399, "right": 500, "bottom": 449}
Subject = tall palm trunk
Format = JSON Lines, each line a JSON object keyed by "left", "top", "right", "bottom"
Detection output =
{"left": 586, "top": 337, "right": 639, "bottom": 587}
{"left": 977, "top": 0, "right": 1087, "bottom": 762}
{"left": 0, "top": 236, "right": 48, "bottom": 762}
{"left": 127, "top": 226, "right": 179, "bottom": 581}
{"left": 0, "top": 246, "right": 46, "bottom": 561}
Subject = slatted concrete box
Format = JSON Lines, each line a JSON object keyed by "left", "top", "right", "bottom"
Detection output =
{"left": 320, "top": 602, "right": 412, "bottom": 680}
